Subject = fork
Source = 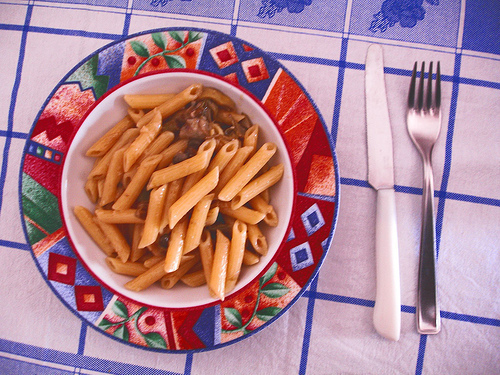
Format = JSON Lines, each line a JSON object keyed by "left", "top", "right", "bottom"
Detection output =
{"left": 407, "top": 61, "right": 442, "bottom": 335}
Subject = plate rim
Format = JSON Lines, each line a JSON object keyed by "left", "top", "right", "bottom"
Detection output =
{"left": 18, "top": 26, "right": 341, "bottom": 353}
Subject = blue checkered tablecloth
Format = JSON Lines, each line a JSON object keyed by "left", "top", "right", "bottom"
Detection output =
{"left": 1, "top": 0, "right": 499, "bottom": 374}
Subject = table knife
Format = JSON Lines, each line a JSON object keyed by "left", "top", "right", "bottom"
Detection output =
{"left": 365, "top": 44, "right": 401, "bottom": 341}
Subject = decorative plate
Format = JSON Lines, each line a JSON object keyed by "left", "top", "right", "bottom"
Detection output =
{"left": 19, "top": 28, "right": 339, "bottom": 352}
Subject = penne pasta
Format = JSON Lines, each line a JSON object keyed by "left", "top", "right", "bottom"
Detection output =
{"left": 199, "top": 229, "right": 214, "bottom": 288}
{"left": 157, "top": 139, "right": 189, "bottom": 169}
{"left": 161, "top": 253, "right": 200, "bottom": 289}
{"left": 100, "top": 147, "right": 126, "bottom": 206}
{"left": 95, "top": 219, "right": 130, "bottom": 262}
{"left": 209, "top": 230, "right": 230, "bottom": 301}
{"left": 106, "top": 256, "right": 148, "bottom": 276}
{"left": 184, "top": 194, "right": 214, "bottom": 253}
{"left": 130, "top": 223, "right": 145, "bottom": 262}
{"left": 73, "top": 206, "right": 115, "bottom": 256}
{"left": 207, "top": 139, "right": 239, "bottom": 173}
{"left": 218, "top": 202, "right": 266, "bottom": 225}
{"left": 86, "top": 115, "right": 135, "bottom": 157}
{"left": 147, "top": 242, "right": 166, "bottom": 257}
{"left": 231, "top": 164, "right": 284, "bottom": 210}
{"left": 77, "top": 84, "right": 285, "bottom": 296}
{"left": 95, "top": 208, "right": 145, "bottom": 224}
{"left": 112, "top": 154, "right": 162, "bottom": 211}
{"left": 123, "top": 108, "right": 162, "bottom": 172}
{"left": 84, "top": 178, "right": 99, "bottom": 204}
{"left": 139, "top": 184, "right": 167, "bottom": 248}
{"left": 247, "top": 223, "right": 268, "bottom": 255}
{"left": 127, "top": 107, "right": 145, "bottom": 123}
{"left": 242, "top": 249, "right": 260, "bottom": 266}
{"left": 169, "top": 167, "right": 219, "bottom": 229}
{"left": 243, "top": 124, "right": 259, "bottom": 155}
{"left": 213, "top": 146, "right": 253, "bottom": 196}
{"left": 181, "top": 268, "right": 206, "bottom": 287}
{"left": 164, "top": 216, "right": 188, "bottom": 273}
{"left": 89, "top": 128, "right": 140, "bottom": 180}
{"left": 124, "top": 260, "right": 166, "bottom": 292}
{"left": 148, "top": 149, "right": 212, "bottom": 190}
{"left": 205, "top": 206, "right": 219, "bottom": 226}
{"left": 181, "top": 138, "right": 217, "bottom": 194}
{"left": 218, "top": 142, "right": 277, "bottom": 202}
{"left": 134, "top": 130, "right": 175, "bottom": 167}
{"left": 143, "top": 254, "right": 164, "bottom": 268}
{"left": 225, "top": 220, "right": 247, "bottom": 293}
{"left": 124, "top": 93, "right": 175, "bottom": 109}
{"left": 199, "top": 87, "right": 236, "bottom": 110}
{"left": 159, "top": 178, "right": 183, "bottom": 232}
{"left": 137, "top": 84, "right": 203, "bottom": 128}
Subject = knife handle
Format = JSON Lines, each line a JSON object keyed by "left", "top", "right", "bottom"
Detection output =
{"left": 373, "top": 188, "right": 401, "bottom": 341}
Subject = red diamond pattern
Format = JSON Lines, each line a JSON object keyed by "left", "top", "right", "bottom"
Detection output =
{"left": 47, "top": 252, "right": 76, "bottom": 285}
{"left": 241, "top": 58, "right": 269, "bottom": 83}
{"left": 75, "top": 285, "right": 104, "bottom": 311}
{"left": 209, "top": 42, "right": 238, "bottom": 69}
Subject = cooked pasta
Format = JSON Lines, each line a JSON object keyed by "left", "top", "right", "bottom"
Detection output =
{"left": 75, "top": 83, "right": 285, "bottom": 300}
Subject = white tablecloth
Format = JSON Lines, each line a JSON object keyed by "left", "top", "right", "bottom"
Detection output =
{"left": 1, "top": 0, "right": 499, "bottom": 373}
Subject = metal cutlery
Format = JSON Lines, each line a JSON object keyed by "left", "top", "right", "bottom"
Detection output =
{"left": 407, "top": 61, "right": 442, "bottom": 335}
{"left": 365, "top": 44, "right": 401, "bottom": 341}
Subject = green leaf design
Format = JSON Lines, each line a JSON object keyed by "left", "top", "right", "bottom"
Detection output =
{"left": 224, "top": 307, "right": 243, "bottom": 328}
{"left": 261, "top": 283, "right": 290, "bottom": 299}
{"left": 98, "top": 318, "right": 114, "bottom": 330}
{"left": 130, "top": 40, "right": 150, "bottom": 58}
{"left": 143, "top": 332, "right": 167, "bottom": 349}
{"left": 112, "top": 300, "right": 129, "bottom": 319}
{"left": 133, "top": 306, "right": 149, "bottom": 319}
{"left": 22, "top": 174, "right": 62, "bottom": 236}
{"left": 256, "top": 306, "right": 282, "bottom": 322}
{"left": 188, "top": 31, "right": 203, "bottom": 43}
{"left": 260, "top": 262, "right": 278, "bottom": 286}
{"left": 113, "top": 324, "right": 130, "bottom": 341}
{"left": 169, "top": 31, "right": 185, "bottom": 44}
{"left": 163, "top": 54, "right": 186, "bottom": 69}
{"left": 66, "top": 54, "right": 109, "bottom": 99}
{"left": 152, "top": 32, "right": 167, "bottom": 50}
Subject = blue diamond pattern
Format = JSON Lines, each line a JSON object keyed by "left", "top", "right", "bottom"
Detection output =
{"left": 301, "top": 203, "right": 325, "bottom": 236}
{"left": 290, "top": 242, "right": 314, "bottom": 272}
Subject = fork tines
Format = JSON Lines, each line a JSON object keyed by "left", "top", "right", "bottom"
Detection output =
{"left": 408, "top": 61, "right": 441, "bottom": 112}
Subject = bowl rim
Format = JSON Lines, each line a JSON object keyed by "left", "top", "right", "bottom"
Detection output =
{"left": 59, "top": 68, "right": 298, "bottom": 311}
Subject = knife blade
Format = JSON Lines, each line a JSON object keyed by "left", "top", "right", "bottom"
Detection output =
{"left": 365, "top": 44, "right": 401, "bottom": 341}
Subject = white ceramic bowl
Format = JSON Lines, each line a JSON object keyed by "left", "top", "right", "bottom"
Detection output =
{"left": 61, "top": 71, "right": 295, "bottom": 309}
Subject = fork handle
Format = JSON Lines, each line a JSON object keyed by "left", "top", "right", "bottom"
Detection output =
{"left": 373, "top": 188, "right": 401, "bottom": 341}
{"left": 417, "top": 159, "right": 441, "bottom": 334}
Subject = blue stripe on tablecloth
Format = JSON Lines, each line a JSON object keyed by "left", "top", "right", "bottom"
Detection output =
{"left": 0, "top": 355, "right": 74, "bottom": 375}
{"left": 27, "top": 25, "right": 120, "bottom": 40}
{"left": 435, "top": 52, "right": 462, "bottom": 259}
{"left": 122, "top": 0, "right": 132, "bottom": 37}
{"left": 0, "top": 130, "right": 28, "bottom": 139}
{"left": 299, "top": 276, "right": 318, "bottom": 375}
{"left": 0, "top": 338, "right": 182, "bottom": 375}
{"left": 302, "top": 291, "right": 500, "bottom": 326}
{"left": 415, "top": 335, "right": 427, "bottom": 375}
{"left": 0, "top": 3, "right": 32, "bottom": 216}
{"left": 77, "top": 324, "right": 87, "bottom": 356}
{"left": 339, "top": 178, "right": 500, "bottom": 207}
{"left": 185, "top": 353, "right": 193, "bottom": 375}
{"left": 330, "top": 37, "right": 349, "bottom": 146}
{"left": 0, "top": 239, "right": 30, "bottom": 251}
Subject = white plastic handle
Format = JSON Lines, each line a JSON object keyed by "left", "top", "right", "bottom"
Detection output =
{"left": 373, "top": 188, "right": 401, "bottom": 341}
